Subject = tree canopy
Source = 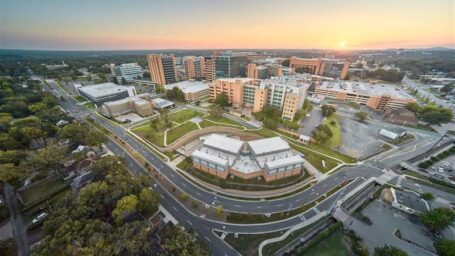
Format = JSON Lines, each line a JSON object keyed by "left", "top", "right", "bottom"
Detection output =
{"left": 420, "top": 207, "right": 455, "bottom": 234}
{"left": 374, "top": 245, "right": 408, "bottom": 256}
{"left": 214, "top": 92, "right": 229, "bottom": 107}
{"left": 321, "top": 105, "right": 336, "bottom": 117}
{"left": 434, "top": 239, "right": 455, "bottom": 256}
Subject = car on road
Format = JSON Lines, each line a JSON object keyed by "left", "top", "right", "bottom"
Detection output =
{"left": 32, "top": 212, "right": 48, "bottom": 224}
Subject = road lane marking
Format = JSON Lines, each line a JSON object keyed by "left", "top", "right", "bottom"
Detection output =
{"left": 205, "top": 236, "right": 211, "bottom": 242}
{"left": 172, "top": 206, "right": 178, "bottom": 212}
{"left": 186, "top": 220, "right": 192, "bottom": 225}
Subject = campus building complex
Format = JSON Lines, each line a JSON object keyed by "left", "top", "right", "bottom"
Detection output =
{"left": 76, "top": 82, "right": 136, "bottom": 105}
{"left": 191, "top": 134, "right": 305, "bottom": 182}
{"left": 314, "top": 81, "right": 416, "bottom": 111}
{"left": 164, "top": 81, "right": 210, "bottom": 102}
{"left": 289, "top": 57, "right": 350, "bottom": 80}
{"left": 110, "top": 63, "right": 143, "bottom": 83}
{"left": 100, "top": 93, "right": 153, "bottom": 118}
{"left": 184, "top": 56, "right": 205, "bottom": 80}
{"left": 146, "top": 54, "right": 177, "bottom": 85}
{"left": 209, "top": 75, "right": 309, "bottom": 120}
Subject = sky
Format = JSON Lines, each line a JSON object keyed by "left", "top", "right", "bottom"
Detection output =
{"left": 1, "top": 0, "right": 454, "bottom": 50}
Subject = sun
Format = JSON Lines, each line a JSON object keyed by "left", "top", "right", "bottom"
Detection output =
{"left": 338, "top": 40, "right": 347, "bottom": 49}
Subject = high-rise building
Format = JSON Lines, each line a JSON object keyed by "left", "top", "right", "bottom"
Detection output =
{"left": 204, "top": 56, "right": 215, "bottom": 82}
{"left": 110, "top": 63, "right": 143, "bottom": 83}
{"left": 289, "top": 57, "right": 350, "bottom": 80}
{"left": 215, "top": 55, "right": 247, "bottom": 78}
{"left": 184, "top": 56, "right": 205, "bottom": 80}
{"left": 146, "top": 54, "right": 177, "bottom": 85}
{"left": 209, "top": 75, "right": 308, "bottom": 120}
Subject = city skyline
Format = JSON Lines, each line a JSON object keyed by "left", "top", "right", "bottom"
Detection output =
{"left": 1, "top": 0, "right": 454, "bottom": 51}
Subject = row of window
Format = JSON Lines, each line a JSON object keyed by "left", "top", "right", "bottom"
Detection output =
{"left": 267, "top": 162, "right": 302, "bottom": 174}
{"left": 193, "top": 157, "right": 226, "bottom": 172}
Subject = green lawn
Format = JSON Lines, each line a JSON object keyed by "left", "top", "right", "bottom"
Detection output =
{"left": 204, "top": 116, "right": 244, "bottom": 127}
{"left": 73, "top": 95, "right": 86, "bottom": 102}
{"left": 167, "top": 122, "right": 199, "bottom": 144}
{"left": 19, "top": 176, "right": 69, "bottom": 209}
{"left": 131, "top": 124, "right": 165, "bottom": 147}
{"left": 296, "top": 229, "right": 352, "bottom": 256}
{"left": 83, "top": 102, "right": 96, "bottom": 109}
{"left": 176, "top": 157, "right": 193, "bottom": 170}
{"left": 224, "top": 231, "right": 283, "bottom": 256}
{"left": 322, "top": 115, "right": 342, "bottom": 148}
{"left": 169, "top": 109, "right": 205, "bottom": 124}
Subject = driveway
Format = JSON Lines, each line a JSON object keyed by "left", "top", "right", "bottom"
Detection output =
{"left": 300, "top": 109, "right": 323, "bottom": 137}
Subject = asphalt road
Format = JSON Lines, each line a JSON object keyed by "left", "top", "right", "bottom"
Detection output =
{"left": 44, "top": 79, "right": 455, "bottom": 255}
{"left": 402, "top": 76, "right": 455, "bottom": 114}
{"left": 4, "top": 184, "right": 30, "bottom": 256}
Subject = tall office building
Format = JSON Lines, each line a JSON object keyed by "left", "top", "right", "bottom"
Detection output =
{"left": 146, "top": 54, "right": 177, "bottom": 85}
{"left": 204, "top": 56, "right": 215, "bottom": 82}
{"left": 184, "top": 56, "right": 205, "bottom": 80}
{"left": 110, "top": 63, "right": 143, "bottom": 83}
{"left": 215, "top": 55, "right": 247, "bottom": 78}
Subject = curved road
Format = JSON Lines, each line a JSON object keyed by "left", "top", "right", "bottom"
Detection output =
{"left": 46, "top": 80, "right": 455, "bottom": 255}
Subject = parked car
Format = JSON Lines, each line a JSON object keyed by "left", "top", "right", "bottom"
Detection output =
{"left": 32, "top": 212, "right": 48, "bottom": 224}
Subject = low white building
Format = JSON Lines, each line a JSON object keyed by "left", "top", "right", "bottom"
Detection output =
{"left": 379, "top": 127, "right": 407, "bottom": 140}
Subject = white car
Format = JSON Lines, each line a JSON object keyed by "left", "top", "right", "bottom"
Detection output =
{"left": 32, "top": 212, "right": 48, "bottom": 224}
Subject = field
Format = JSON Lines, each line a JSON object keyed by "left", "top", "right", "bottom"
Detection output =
{"left": 296, "top": 229, "right": 352, "bottom": 256}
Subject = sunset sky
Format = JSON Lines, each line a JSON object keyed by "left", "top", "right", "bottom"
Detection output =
{"left": 1, "top": 0, "right": 454, "bottom": 50}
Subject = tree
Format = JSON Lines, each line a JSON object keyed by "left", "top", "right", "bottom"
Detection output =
{"left": 420, "top": 207, "right": 455, "bottom": 234}
{"left": 0, "top": 150, "right": 26, "bottom": 165}
{"left": 406, "top": 102, "right": 421, "bottom": 113}
{"left": 209, "top": 105, "right": 223, "bottom": 118}
{"left": 321, "top": 104, "right": 336, "bottom": 117}
{"left": 163, "top": 225, "right": 209, "bottom": 256}
{"left": 155, "top": 84, "right": 166, "bottom": 94}
{"left": 84, "top": 130, "right": 106, "bottom": 147}
{"left": 355, "top": 111, "right": 368, "bottom": 122}
{"left": 58, "top": 123, "right": 89, "bottom": 144}
{"left": 27, "top": 143, "right": 67, "bottom": 173}
{"left": 0, "top": 163, "right": 24, "bottom": 184}
{"left": 434, "top": 240, "right": 455, "bottom": 256}
{"left": 137, "top": 188, "right": 159, "bottom": 215}
{"left": 311, "top": 124, "right": 333, "bottom": 143}
{"left": 112, "top": 194, "right": 139, "bottom": 223}
{"left": 263, "top": 119, "right": 278, "bottom": 129}
{"left": 420, "top": 111, "right": 452, "bottom": 125}
{"left": 420, "top": 192, "right": 435, "bottom": 202}
{"left": 374, "top": 245, "right": 408, "bottom": 256}
{"left": 214, "top": 92, "right": 229, "bottom": 107}
{"left": 215, "top": 205, "right": 224, "bottom": 217}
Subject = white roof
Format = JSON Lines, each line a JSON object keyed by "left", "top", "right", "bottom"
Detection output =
{"left": 265, "top": 155, "right": 304, "bottom": 169}
{"left": 216, "top": 78, "right": 255, "bottom": 83}
{"left": 248, "top": 137, "right": 290, "bottom": 155}
{"left": 164, "top": 81, "right": 209, "bottom": 93}
{"left": 203, "top": 134, "right": 244, "bottom": 154}
{"left": 192, "top": 150, "right": 228, "bottom": 166}
{"left": 78, "top": 83, "right": 132, "bottom": 98}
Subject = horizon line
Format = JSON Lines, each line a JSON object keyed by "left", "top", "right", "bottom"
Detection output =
{"left": 1, "top": 46, "right": 454, "bottom": 53}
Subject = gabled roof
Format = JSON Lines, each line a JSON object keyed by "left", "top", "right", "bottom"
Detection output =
{"left": 203, "top": 134, "right": 244, "bottom": 155}
{"left": 247, "top": 137, "right": 290, "bottom": 155}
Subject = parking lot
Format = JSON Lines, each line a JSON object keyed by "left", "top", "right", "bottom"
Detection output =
{"left": 348, "top": 200, "right": 435, "bottom": 255}
{"left": 338, "top": 116, "right": 385, "bottom": 159}
{"left": 429, "top": 155, "right": 455, "bottom": 175}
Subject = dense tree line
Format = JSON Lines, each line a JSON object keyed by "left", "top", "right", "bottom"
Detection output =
{"left": 406, "top": 102, "right": 453, "bottom": 125}
{"left": 366, "top": 68, "right": 405, "bottom": 83}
